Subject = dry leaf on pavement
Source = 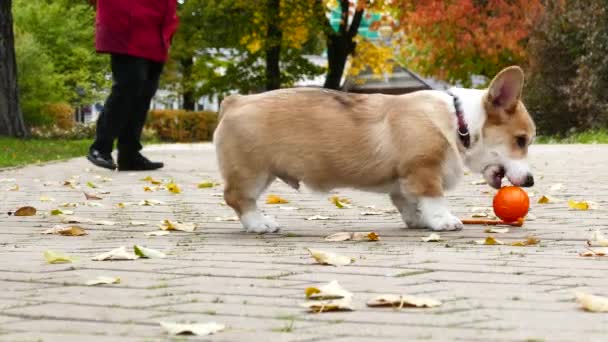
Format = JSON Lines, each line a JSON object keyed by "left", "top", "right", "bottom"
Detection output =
{"left": 305, "top": 280, "right": 353, "bottom": 300}
{"left": 145, "top": 231, "right": 170, "bottom": 237}
{"left": 421, "top": 233, "right": 441, "bottom": 242}
{"left": 13, "top": 206, "right": 37, "bottom": 216}
{"left": 484, "top": 227, "right": 509, "bottom": 234}
{"left": 266, "top": 194, "right": 289, "bottom": 204}
{"left": 306, "top": 215, "right": 331, "bottom": 221}
{"left": 142, "top": 176, "right": 162, "bottom": 185}
{"left": 510, "top": 236, "right": 540, "bottom": 246}
{"left": 575, "top": 292, "right": 608, "bottom": 312}
{"left": 579, "top": 247, "right": 608, "bottom": 257}
{"left": 197, "top": 181, "right": 216, "bottom": 188}
{"left": 86, "top": 276, "right": 120, "bottom": 286}
{"left": 84, "top": 192, "right": 103, "bottom": 200}
{"left": 42, "top": 225, "right": 87, "bottom": 236}
{"left": 159, "top": 220, "right": 196, "bottom": 232}
{"left": 307, "top": 248, "right": 354, "bottom": 266}
{"left": 160, "top": 321, "right": 225, "bottom": 336}
{"left": 44, "top": 250, "right": 76, "bottom": 264}
{"left": 300, "top": 298, "right": 354, "bottom": 313}
{"left": 367, "top": 294, "right": 442, "bottom": 308}
{"left": 129, "top": 221, "right": 147, "bottom": 226}
{"left": 329, "top": 196, "right": 351, "bottom": 209}
{"left": 568, "top": 200, "right": 599, "bottom": 210}
{"left": 538, "top": 195, "right": 559, "bottom": 204}
{"left": 133, "top": 245, "right": 166, "bottom": 259}
{"left": 475, "top": 236, "right": 505, "bottom": 245}
{"left": 138, "top": 199, "right": 165, "bottom": 206}
{"left": 166, "top": 182, "right": 181, "bottom": 194}
{"left": 588, "top": 230, "right": 608, "bottom": 247}
{"left": 324, "top": 232, "right": 379, "bottom": 242}
{"left": 92, "top": 246, "right": 139, "bottom": 261}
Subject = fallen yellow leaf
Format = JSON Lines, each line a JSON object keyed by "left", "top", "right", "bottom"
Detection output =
{"left": 86, "top": 276, "right": 120, "bottom": 286}
{"left": 142, "top": 176, "right": 162, "bottom": 185}
{"left": 484, "top": 227, "right": 509, "bottom": 234}
{"left": 575, "top": 292, "right": 608, "bottom": 312}
{"left": 166, "top": 182, "right": 181, "bottom": 194}
{"left": 92, "top": 246, "right": 139, "bottom": 261}
{"left": 266, "top": 194, "right": 289, "bottom": 204}
{"left": 366, "top": 294, "right": 442, "bottom": 308}
{"left": 160, "top": 321, "right": 225, "bottom": 336}
{"left": 42, "top": 225, "right": 87, "bottom": 236}
{"left": 538, "top": 195, "right": 559, "bottom": 204}
{"left": 510, "top": 236, "right": 540, "bottom": 246}
{"left": 329, "top": 196, "right": 351, "bottom": 208}
{"left": 44, "top": 250, "right": 76, "bottom": 264}
{"left": 159, "top": 220, "right": 196, "bottom": 232}
{"left": 588, "top": 230, "right": 608, "bottom": 247}
{"left": 475, "top": 236, "right": 504, "bottom": 245}
{"left": 300, "top": 298, "right": 353, "bottom": 313}
{"left": 324, "top": 232, "right": 379, "bottom": 242}
{"left": 421, "top": 233, "right": 441, "bottom": 242}
{"left": 305, "top": 280, "right": 353, "bottom": 300}
{"left": 307, "top": 248, "right": 354, "bottom": 266}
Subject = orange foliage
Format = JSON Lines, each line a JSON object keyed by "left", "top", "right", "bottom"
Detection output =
{"left": 396, "top": 0, "right": 544, "bottom": 85}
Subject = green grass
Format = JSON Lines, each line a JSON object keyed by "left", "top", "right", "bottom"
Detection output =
{"left": 0, "top": 137, "right": 92, "bottom": 168}
{"left": 536, "top": 129, "right": 608, "bottom": 144}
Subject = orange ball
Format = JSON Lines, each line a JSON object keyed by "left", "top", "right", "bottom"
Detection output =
{"left": 493, "top": 186, "right": 530, "bottom": 222}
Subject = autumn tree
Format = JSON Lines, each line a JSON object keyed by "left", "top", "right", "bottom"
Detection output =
{"left": 395, "top": 0, "right": 543, "bottom": 86}
{"left": 0, "top": 0, "right": 27, "bottom": 137}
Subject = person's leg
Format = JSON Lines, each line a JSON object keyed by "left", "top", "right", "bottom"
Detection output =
{"left": 116, "top": 60, "right": 165, "bottom": 170}
{"left": 89, "top": 54, "right": 147, "bottom": 169}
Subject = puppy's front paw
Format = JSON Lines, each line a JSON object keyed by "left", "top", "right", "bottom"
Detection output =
{"left": 427, "top": 213, "right": 463, "bottom": 231}
{"left": 241, "top": 212, "right": 280, "bottom": 234}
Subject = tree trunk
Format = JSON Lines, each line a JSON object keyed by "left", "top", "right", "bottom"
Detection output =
{"left": 0, "top": 0, "right": 28, "bottom": 137}
{"left": 265, "top": 0, "right": 282, "bottom": 91}
{"left": 180, "top": 57, "right": 195, "bottom": 110}
{"left": 322, "top": 0, "right": 364, "bottom": 90}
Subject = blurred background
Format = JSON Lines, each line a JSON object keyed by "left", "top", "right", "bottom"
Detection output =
{"left": 3, "top": 0, "right": 607, "bottom": 148}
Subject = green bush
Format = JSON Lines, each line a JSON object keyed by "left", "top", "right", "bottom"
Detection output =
{"left": 525, "top": 0, "right": 608, "bottom": 135}
{"left": 146, "top": 110, "right": 218, "bottom": 142}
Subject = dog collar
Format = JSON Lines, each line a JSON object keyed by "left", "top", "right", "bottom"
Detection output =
{"left": 446, "top": 90, "right": 471, "bottom": 149}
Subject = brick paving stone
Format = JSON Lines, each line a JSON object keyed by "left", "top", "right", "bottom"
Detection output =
{"left": 1, "top": 143, "right": 608, "bottom": 341}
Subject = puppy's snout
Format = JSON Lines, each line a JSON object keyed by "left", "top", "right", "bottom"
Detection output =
{"left": 522, "top": 174, "right": 534, "bottom": 187}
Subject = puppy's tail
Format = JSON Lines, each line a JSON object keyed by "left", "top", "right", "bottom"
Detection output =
{"left": 218, "top": 94, "right": 241, "bottom": 121}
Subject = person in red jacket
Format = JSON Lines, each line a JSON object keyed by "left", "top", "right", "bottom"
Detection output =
{"left": 87, "top": 0, "right": 179, "bottom": 171}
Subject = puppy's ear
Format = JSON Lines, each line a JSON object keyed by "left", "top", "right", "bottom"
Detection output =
{"left": 487, "top": 66, "right": 524, "bottom": 111}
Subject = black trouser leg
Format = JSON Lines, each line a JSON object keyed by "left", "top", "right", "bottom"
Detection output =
{"left": 117, "top": 60, "right": 164, "bottom": 156}
{"left": 91, "top": 54, "right": 150, "bottom": 154}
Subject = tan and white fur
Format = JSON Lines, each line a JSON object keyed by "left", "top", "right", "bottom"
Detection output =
{"left": 214, "top": 66, "right": 536, "bottom": 233}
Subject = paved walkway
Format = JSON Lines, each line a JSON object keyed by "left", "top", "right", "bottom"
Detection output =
{"left": 1, "top": 144, "right": 607, "bottom": 342}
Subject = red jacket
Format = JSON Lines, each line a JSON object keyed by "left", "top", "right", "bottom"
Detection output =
{"left": 95, "top": 0, "right": 179, "bottom": 63}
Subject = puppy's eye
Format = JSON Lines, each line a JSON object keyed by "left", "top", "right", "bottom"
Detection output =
{"left": 516, "top": 135, "right": 527, "bottom": 148}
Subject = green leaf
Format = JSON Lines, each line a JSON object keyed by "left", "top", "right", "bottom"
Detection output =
{"left": 44, "top": 250, "right": 75, "bottom": 264}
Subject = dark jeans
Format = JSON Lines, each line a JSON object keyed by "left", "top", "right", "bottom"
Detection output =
{"left": 91, "top": 54, "right": 164, "bottom": 155}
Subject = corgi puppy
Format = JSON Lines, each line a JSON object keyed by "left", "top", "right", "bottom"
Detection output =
{"left": 214, "top": 66, "right": 536, "bottom": 233}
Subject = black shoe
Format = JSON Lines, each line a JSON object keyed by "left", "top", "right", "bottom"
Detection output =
{"left": 87, "top": 149, "right": 117, "bottom": 170}
{"left": 117, "top": 152, "right": 164, "bottom": 171}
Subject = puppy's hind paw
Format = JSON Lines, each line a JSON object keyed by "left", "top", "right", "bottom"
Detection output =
{"left": 428, "top": 214, "right": 463, "bottom": 231}
{"left": 241, "top": 213, "right": 280, "bottom": 234}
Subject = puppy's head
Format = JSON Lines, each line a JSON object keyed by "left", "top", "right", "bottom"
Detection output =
{"left": 467, "top": 66, "right": 536, "bottom": 189}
